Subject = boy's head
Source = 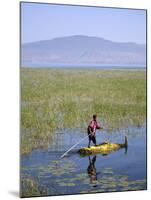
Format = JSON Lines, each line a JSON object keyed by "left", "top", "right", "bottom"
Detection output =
{"left": 93, "top": 114, "right": 97, "bottom": 121}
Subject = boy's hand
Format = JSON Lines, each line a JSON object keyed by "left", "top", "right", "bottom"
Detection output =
{"left": 91, "top": 131, "right": 95, "bottom": 136}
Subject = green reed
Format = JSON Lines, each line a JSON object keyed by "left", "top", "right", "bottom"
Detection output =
{"left": 21, "top": 68, "right": 146, "bottom": 154}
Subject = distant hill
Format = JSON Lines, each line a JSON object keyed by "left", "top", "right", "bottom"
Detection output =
{"left": 21, "top": 35, "right": 146, "bottom": 67}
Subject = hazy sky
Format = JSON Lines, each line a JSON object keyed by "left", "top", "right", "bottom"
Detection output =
{"left": 21, "top": 2, "right": 146, "bottom": 44}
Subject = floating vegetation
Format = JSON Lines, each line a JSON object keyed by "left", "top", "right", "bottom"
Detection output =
{"left": 102, "top": 168, "right": 114, "bottom": 174}
{"left": 58, "top": 182, "right": 76, "bottom": 187}
{"left": 21, "top": 177, "right": 48, "bottom": 197}
{"left": 21, "top": 159, "right": 146, "bottom": 197}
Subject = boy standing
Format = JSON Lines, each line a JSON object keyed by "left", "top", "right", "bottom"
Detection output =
{"left": 87, "top": 114, "right": 102, "bottom": 148}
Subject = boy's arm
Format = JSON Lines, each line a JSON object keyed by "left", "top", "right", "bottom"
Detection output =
{"left": 96, "top": 122, "right": 103, "bottom": 129}
{"left": 88, "top": 127, "right": 95, "bottom": 135}
{"left": 88, "top": 126, "right": 93, "bottom": 134}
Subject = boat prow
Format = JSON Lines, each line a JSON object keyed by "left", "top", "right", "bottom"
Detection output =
{"left": 78, "top": 136, "right": 128, "bottom": 156}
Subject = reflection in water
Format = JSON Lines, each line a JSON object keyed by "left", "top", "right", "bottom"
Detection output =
{"left": 125, "top": 145, "right": 128, "bottom": 154}
{"left": 87, "top": 156, "right": 100, "bottom": 186}
{"left": 21, "top": 126, "right": 146, "bottom": 197}
{"left": 86, "top": 146, "right": 127, "bottom": 187}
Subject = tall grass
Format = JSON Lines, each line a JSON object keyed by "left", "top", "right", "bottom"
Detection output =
{"left": 21, "top": 68, "right": 146, "bottom": 154}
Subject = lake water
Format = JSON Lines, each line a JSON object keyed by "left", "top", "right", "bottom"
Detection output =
{"left": 21, "top": 125, "right": 147, "bottom": 197}
{"left": 22, "top": 63, "right": 146, "bottom": 70}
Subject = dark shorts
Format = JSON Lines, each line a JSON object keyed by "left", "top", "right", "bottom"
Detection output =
{"left": 88, "top": 134, "right": 96, "bottom": 144}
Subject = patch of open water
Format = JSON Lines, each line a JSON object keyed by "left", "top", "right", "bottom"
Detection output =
{"left": 21, "top": 125, "right": 146, "bottom": 197}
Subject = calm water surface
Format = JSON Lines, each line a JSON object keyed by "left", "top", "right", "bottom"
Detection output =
{"left": 21, "top": 125, "right": 146, "bottom": 197}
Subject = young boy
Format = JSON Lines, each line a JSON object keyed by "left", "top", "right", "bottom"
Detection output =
{"left": 87, "top": 114, "right": 102, "bottom": 148}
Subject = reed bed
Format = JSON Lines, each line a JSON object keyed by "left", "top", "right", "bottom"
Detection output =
{"left": 21, "top": 68, "right": 146, "bottom": 154}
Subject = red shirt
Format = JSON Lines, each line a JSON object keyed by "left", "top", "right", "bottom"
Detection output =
{"left": 88, "top": 120, "right": 101, "bottom": 135}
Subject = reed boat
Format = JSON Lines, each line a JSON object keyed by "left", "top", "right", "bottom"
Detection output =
{"left": 78, "top": 136, "right": 128, "bottom": 156}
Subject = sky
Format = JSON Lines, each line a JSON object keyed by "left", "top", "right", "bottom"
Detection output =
{"left": 21, "top": 2, "right": 146, "bottom": 44}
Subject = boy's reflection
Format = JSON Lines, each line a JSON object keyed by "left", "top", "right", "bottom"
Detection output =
{"left": 87, "top": 155, "right": 98, "bottom": 185}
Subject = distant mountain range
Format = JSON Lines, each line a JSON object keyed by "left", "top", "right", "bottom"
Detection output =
{"left": 21, "top": 35, "right": 146, "bottom": 67}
